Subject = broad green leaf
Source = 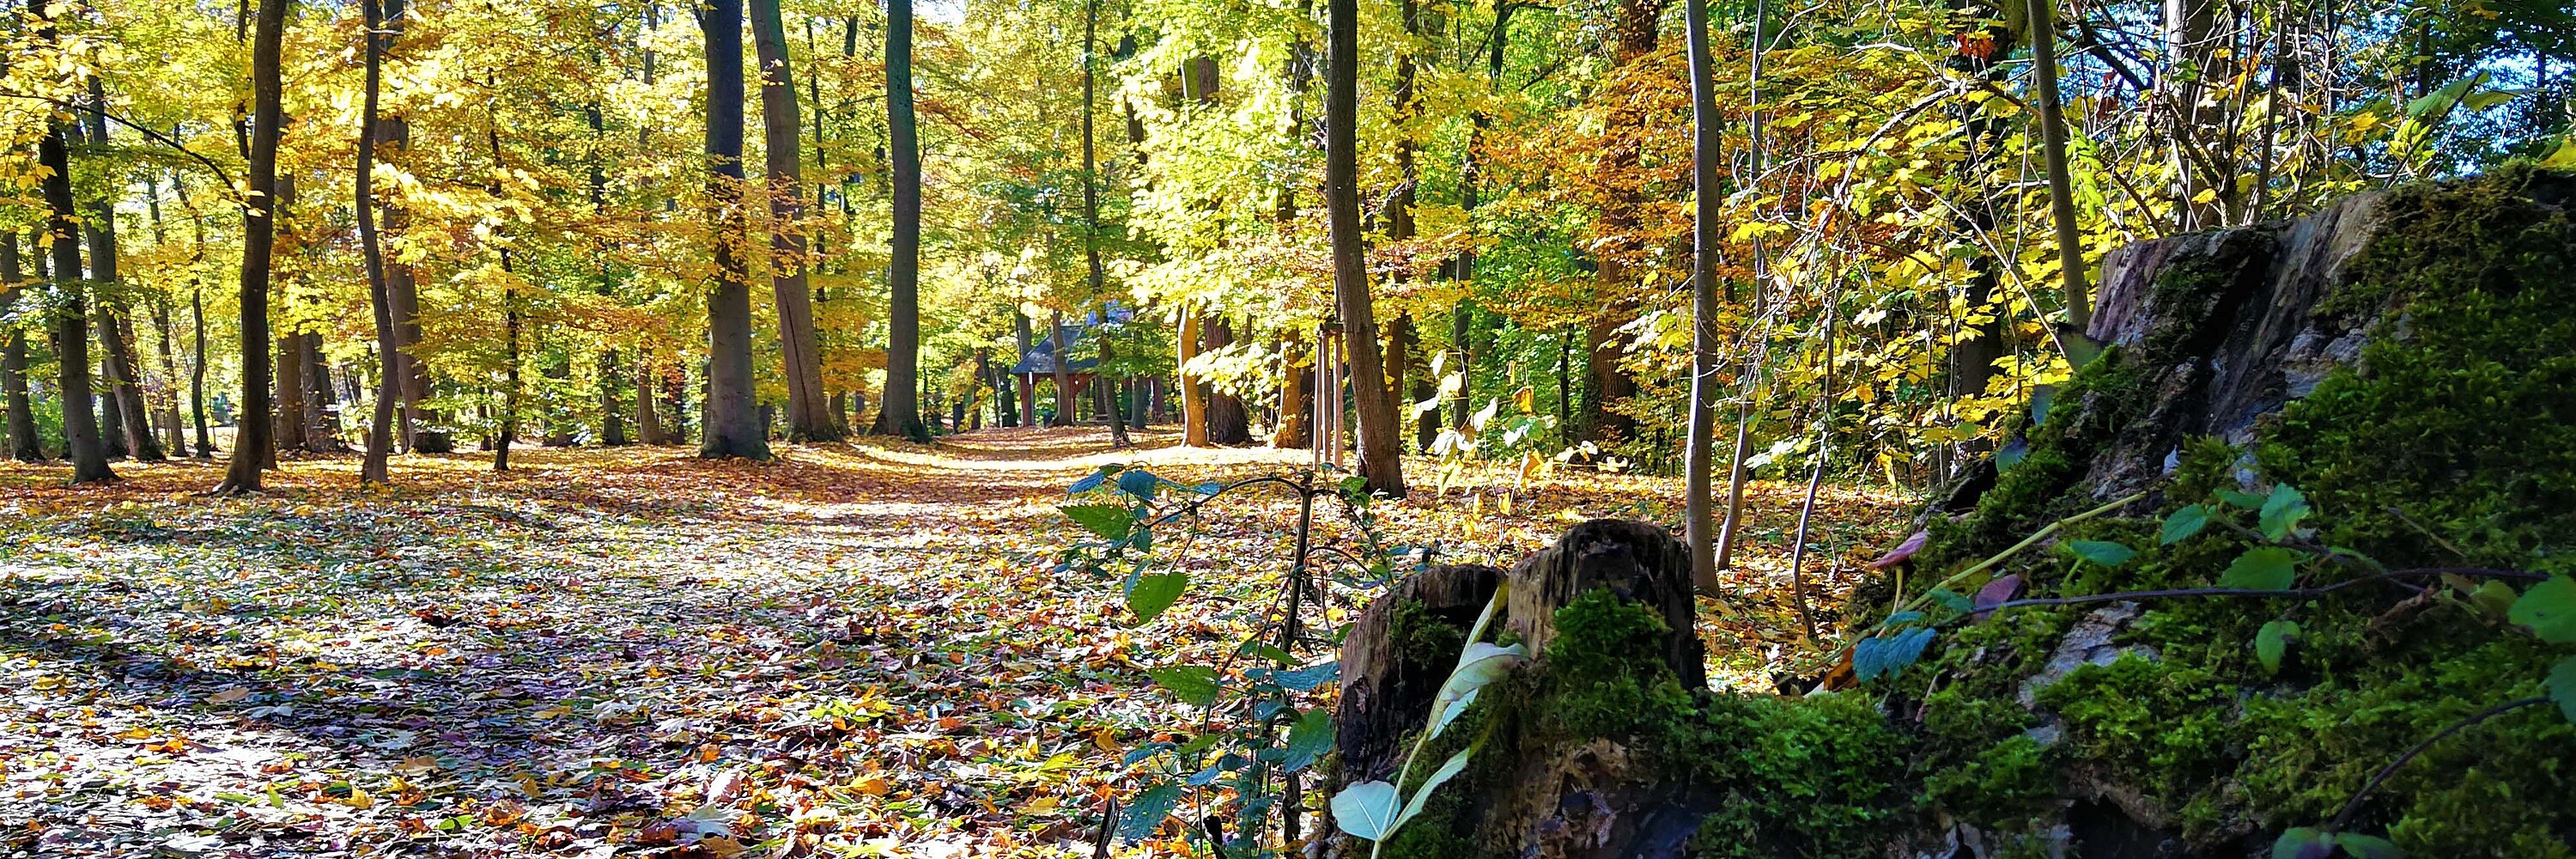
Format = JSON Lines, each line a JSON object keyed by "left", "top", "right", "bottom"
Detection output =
{"left": 2221, "top": 548, "right": 2299, "bottom": 591}
{"left": 1117, "top": 783, "right": 1182, "bottom": 842}
{"left": 2259, "top": 484, "right": 2311, "bottom": 540}
{"left": 2067, "top": 539, "right": 2137, "bottom": 568}
{"left": 1854, "top": 626, "right": 1936, "bottom": 682}
{"left": 2508, "top": 576, "right": 2576, "bottom": 643}
{"left": 2469, "top": 580, "right": 2518, "bottom": 621}
{"left": 1280, "top": 708, "right": 1334, "bottom": 772}
{"left": 1330, "top": 780, "right": 1401, "bottom": 840}
{"left": 1263, "top": 661, "right": 1340, "bottom": 692}
{"left": 2256, "top": 620, "right": 2297, "bottom": 674}
{"left": 1116, "top": 469, "right": 1160, "bottom": 500}
{"left": 1127, "top": 571, "right": 1188, "bottom": 622}
{"left": 2333, "top": 832, "right": 2402, "bottom": 859}
{"left": 1391, "top": 748, "right": 1473, "bottom": 833}
{"left": 2220, "top": 489, "right": 2265, "bottom": 509}
{"left": 2161, "top": 504, "right": 2209, "bottom": 545}
{"left": 1060, "top": 503, "right": 1133, "bottom": 540}
{"left": 1426, "top": 642, "right": 1524, "bottom": 742}
{"left": 2549, "top": 655, "right": 2576, "bottom": 723}
{"left": 1145, "top": 665, "right": 1220, "bottom": 708}
{"left": 2270, "top": 826, "right": 2331, "bottom": 859}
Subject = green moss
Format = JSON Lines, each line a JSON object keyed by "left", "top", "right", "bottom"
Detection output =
{"left": 1388, "top": 598, "right": 1468, "bottom": 667}
{"left": 1683, "top": 691, "right": 1911, "bottom": 859}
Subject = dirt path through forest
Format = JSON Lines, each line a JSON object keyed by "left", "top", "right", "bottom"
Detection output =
{"left": 1, "top": 429, "right": 1905, "bottom": 857}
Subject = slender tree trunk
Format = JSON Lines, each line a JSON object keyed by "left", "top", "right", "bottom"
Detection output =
{"left": 1453, "top": 3, "right": 1514, "bottom": 432}
{"left": 495, "top": 283, "right": 519, "bottom": 470}
{"left": 752, "top": 0, "right": 835, "bottom": 442}
{"left": 636, "top": 350, "right": 668, "bottom": 444}
{"left": 1080, "top": 0, "right": 1127, "bottom": 448}
{"left": 382, "top": 0, "right": 422, "bottom": 453}
{"left": 2029, "top": 0, "right": 2094, "bottom": 333}
{"left": 1012, "top": 310, "right": 1035, "bottom": 425}
{"left": 1272, "top": 338, "right": 1310, "bottom": 448}
{"left": 1681, "top": 0, "right": 1723, "bottom": 594}
{"left": 271, "top": 334, "right": 301, "bottom": 460}
{"left": 1, "top": 233, "right": 42, "bottom": 462}
{"left": 301, "top": 332, "right": 337, "bottom": 452}
{"left": 172, "top": 173, "right": 216, "bottom": 458}
{"left": 586, "top": 103, "right": 629, "bottom": 448}
{"left": 79, "top": 82, "right": 161, "bottom": 463}
{"left": 1327, "top": 0, "right": 1404, "bottom": 496}
{"left": 1047, "top": 310, "right": 1074, "bottom": 427}
{"left": 1176, "top": 314, "right": 1206, "bottom": 443}
{"left": 1711, "top": 2, "right": 1769, "bottom": 570}
{"left": 359, "top": 0, "right": 397, "bottom": 483}
{"left": 702, "top": 0, "right": 775, "bottom": 459}
{"left": 1386, "top": 314, "right": 1420, "bottom": 452}
{"left": 143, "top": 175, "right": 186, "bottom": 456}
{"left": 871, "top": 0, "right": 926, "bottom": 441}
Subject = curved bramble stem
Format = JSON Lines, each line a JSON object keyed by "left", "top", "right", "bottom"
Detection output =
{"left": 1901, "top": 490, "right": 2147, "bottom": 617}
{"left": 2327, "top": 696, "right": 2549, "bottom": 834}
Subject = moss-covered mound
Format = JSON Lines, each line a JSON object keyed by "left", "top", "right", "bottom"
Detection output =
{"left": 1354, "top": 167, "right": 2575, "bottom": 859}
{"left": 1886, "top": 165, "right": 2576, "bottom": 856}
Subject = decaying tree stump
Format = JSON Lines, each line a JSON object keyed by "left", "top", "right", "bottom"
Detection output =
{"left": 1333, "top": 520, "right": 1708, "bottom": 859}
{"left": 1335, "top": 562, "right": 1504, "bottom": 786}
{"left": 1505, "top": 520, "right": 1705, "bottom": 692}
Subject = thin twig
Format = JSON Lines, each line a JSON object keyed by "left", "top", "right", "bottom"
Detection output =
{"left": 2327, "top": 697, "right": 2549, "bottom": 834}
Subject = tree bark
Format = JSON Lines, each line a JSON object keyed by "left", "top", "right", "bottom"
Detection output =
{"left": 870, "top": 0, "right": 927, "bottom": 442}
{"left": 1177, "top": 314, "right": 1207, "bottom": 444}
{"left": 216, "top": 0, "right": 289, "bottom": 495}
{"left": 1, "top": 233, "right": 43, "bottom": 462}
{"left": 35, "top": 15, "right": 112, "bottom": 484}
{"left": 359, "top": 0, "right": 396, "bottom": 483}
{"left": 635, "top": 350, "right": 668, "bottom": 444}
{"left": 1327, "top": 0, "right": 1405, "bottom": 496}
{"left": 752, "top": 0, "right": 836, "bottom": 442}
{"left": 1681, "top": 0, "right": 1722, "bottom": 593}
{"left": 1048, "top": 310, "right": 1075, "bottom": 426}
{"left": 80, "top": 81, "right": 163, "bottom": 463}
{"left": 2029, "top": 0, "right": 2094, "bottom": 333}
{"left": 1272, "top": 338, "right": 1310, "bottom": 448}
{"left": 1203, "top": 316, "right": 1249, "bottom": 444}
{"left": 701, "top": 0, "right": 775, "bottom": 459}
{"left": 380, "top": 0, "right": 422, "bottom": 453}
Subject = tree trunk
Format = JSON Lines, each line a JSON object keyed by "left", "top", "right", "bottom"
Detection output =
{"left": 1387, "top": 314, "right": 1422, "bottom": 453}
{"left": 34, "top": 63, "right": 111, "bottom": 481}
{"left": 635, "top": 350, "right": 668, "bottom": 444}
{"left": 1, "top": 233, "right": 43, "bottom": 462}
{"left": 170, "top": 165, "right": 216, "bottom": 458}
{"left": 79, "top": 84, "right": 161, "bottom": 464}
{"left": 1203, "top": 316, "right": 1249, "bottom": 444}
{"left": 2029, "top": 0, "right": 2094, "bottom": 334}
{"left": 301, "top": 332, "right": 337, "bottom": 452}
{"left": 210, "top": 0, "right": 281, "bottom": 487}
{"left": 1327, "top": 0, "right": 1404, "bottom": 496}
{"left": 1178, "top": 314, "right": 1207, "bottom": 445}
{"left": 359, "top": 0, "right": 396, "bottom": 483}
{"left": 1048, "top": 310, "right": 1075, "bottom": 427}
{"left": 270, "top": 335, "right": 301, "bottom": 461}
{"left": 752, "top": 0, "right": 836, "bottom": 442}
{"left": 1680, "top": 0, "right": 1722, "bottom": 593}
{"left": 381, "top": 0, "right": 422, "bottom": 454}
{"left": 1273, "top": 338, "right": 1311, "bottom": 448}
{"left": 701, "top": 0, "right": 775, "bottom": 460}
{"left": 870, "top": 0, "right": 927, "bottom": 442}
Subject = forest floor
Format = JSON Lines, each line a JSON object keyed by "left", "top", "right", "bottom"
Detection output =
{"left": 0, "top": 428, "right": 1910, "bottom": 858}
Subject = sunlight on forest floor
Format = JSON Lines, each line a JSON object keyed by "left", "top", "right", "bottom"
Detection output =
{"left": 0, "top": 430, "right": 1909, "bottom": 856}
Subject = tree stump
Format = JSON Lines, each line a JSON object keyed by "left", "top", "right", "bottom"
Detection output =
{"left": 1505, "top": 519, "right": 1704, "bottom": 692}
{"left": 1334, "top": 562, "right": 1504, "bottom": 786}
{"left": 1331, "top": 520, "right": 1708, "bottom": 859}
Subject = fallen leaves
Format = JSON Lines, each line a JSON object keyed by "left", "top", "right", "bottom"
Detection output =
{"left": 0, "top": 428, "right": 1905, "bottom": 856}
